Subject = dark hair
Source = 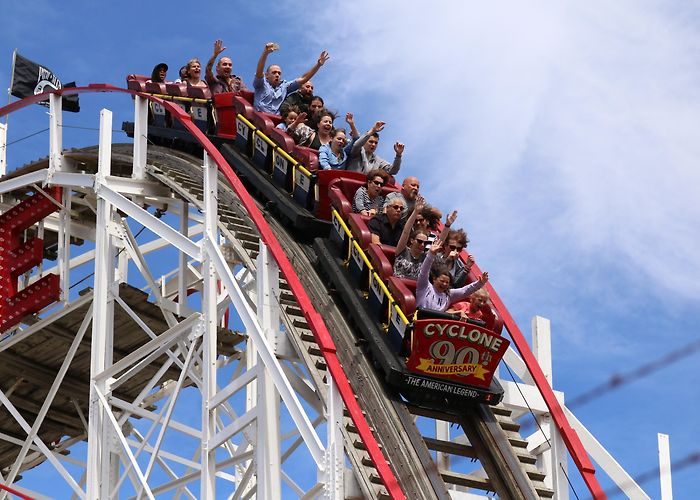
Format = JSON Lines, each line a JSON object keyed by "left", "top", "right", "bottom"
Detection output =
{"left": 430, "top": 262, "right": 453, "bottom": 285}
{"left": 330, "top": 127, "right": 347, "bottom": 138}
{"left": 410, "top": 228, "right": 430, "bottom": 243}
{"left": 179, "top": 65, "right": 188, "bottom": 79}
{"left": 447, "top": 228, "right": 469, "bottom": 247}
{"left": 310, "top": 95, "right": 324, "bottom": 106}
{"left": 151, "top": 63, "right": 168, "bottom": 83}
{"left": 370, "top": 132, "right": 380, "bottom": 140}
{"left": 280, "top": 104, "right": 300, "bottom": 119}
{"left": 421, "top": 206, "right": 442, "bottom": 230}
{"left": 365, "top": 168, "right": 390, "bottom": 186}
{"left": 319, "top": 108, "right": 336, "bottom": 121}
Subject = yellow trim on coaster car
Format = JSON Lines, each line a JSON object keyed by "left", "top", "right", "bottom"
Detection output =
{"left": 330, "top": 209, "right": 353, "bottom": 262}
{"left": 351, "top": 240, "right": 374, "bottom": 272}
{"left": 274, "top": 147, "right": 298, "bottom": 166}
{"left": 236, "top": 114, "right": 256, "bottom": 130}
{"left": 370, "top": 271, "right": 394, "bottom": 328}
{"left": 144, "top": 92, "right": 209, "bottom": 105}
{"left": 255, "top": 129, "right": 278, "bottom": 147}
{"left": 295, "top": 163, "right": 312, "bottom": 178}
{"left": 393, "top": 303, "right": 410, "bottom": 326}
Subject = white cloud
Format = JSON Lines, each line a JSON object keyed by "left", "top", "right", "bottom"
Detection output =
{"left": 305, "top": 0, "right": 700, "bottom": 301}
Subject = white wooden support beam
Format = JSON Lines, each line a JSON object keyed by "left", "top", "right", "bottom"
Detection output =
{"left": 256, "top": 243, "right": 282, "bottom": 499}
{"left": 658, "top": 433, "right": 673, "bottom": 500}
{"left": 204, "top": 238, "right": 326, "bottom": 466}
{"left": 531, "top": 315, "right": 569, "bottom": 499}
{"left": 47, "top": 93, "right": 63, "bottom": 185}
{"left": 87, "top": 109, "right": 117, "bottom": 500}
{"left": 436, "top": 420, "right": 450, "bottom": 473}
{"left": 325, "top": 377, "right": 345, "bottom": 500}
{"left": 201, "top": 151, "right": 218, "bottom": 500}
{"left": 58, "top": 186, "right": 72, "bottom": 302}
{"left": 132, "top": 96, "right": 148, "bottom": 181}
{"left": 0, "top": 122, "right": 7, "bottom": 177}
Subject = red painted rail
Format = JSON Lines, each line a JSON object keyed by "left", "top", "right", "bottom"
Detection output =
{"left": 0, "top": 483, "right": 34, "bottom": 500}
{"left": 0, "top": 86, "right": 406, "bottom": 499}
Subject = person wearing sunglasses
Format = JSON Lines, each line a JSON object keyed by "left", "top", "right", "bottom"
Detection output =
{"left": 384, "top": 176, "right": 420, "bottom": 220}
{"left": 434, "top": 228, "right": 473, "bottom": 287}
{"left": 392, "top": 196, "right": 427, "bottom": 279}
{"left": 368, "top": 198, "right": 406, "bottom": 246}
{"left": 416, "top": 238, "right": 489, "bottom": 312}
{"left": 352, "top": 169, "right": 390, "bottom": 216}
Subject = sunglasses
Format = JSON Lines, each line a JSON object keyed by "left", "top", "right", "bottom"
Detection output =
{"left": 448, "top": 244, "right": 463, "bottom": 252}
{"left": 415, "top": 217, "right": 425, "bottom": 222}
{"left": 370, "top": 180, "right": 384, "bottom": 187}
{"left": 389, "top": 205, "right": 404, "bottom": 211}
{"left": 414, "top": 238, "right": 428, "bottom": 244}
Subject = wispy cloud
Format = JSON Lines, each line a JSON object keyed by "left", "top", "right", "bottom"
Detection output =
{"left": 305, "top": 1, "right": 700, "bottom": 307}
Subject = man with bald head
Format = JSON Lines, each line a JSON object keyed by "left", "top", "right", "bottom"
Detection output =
{"left": 253, "top": 42, "right": 330, "bottom": 115}
{"left": 282, "top": 79, "right": 315, "bottom": 114}
{"left": 206, "top": 39, "right": 247, "bottom": 94}
{"left": 384, "top": 176, "right": 420, "bottom": 219}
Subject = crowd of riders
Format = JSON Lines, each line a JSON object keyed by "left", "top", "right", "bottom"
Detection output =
{"left": 145, "top": 39, "right": 491, "bottom": 324}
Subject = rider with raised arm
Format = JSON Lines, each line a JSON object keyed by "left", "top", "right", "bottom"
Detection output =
{"left": 416, "top": 238, "right": 489, "bottom": 312}
{"left": 253, "top": 42, "right": 330, "bottom": 114}
{"left": 205, "top": 39, "right": 247, "bottom": 94}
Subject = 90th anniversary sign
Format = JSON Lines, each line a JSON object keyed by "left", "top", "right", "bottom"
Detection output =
{"left": 406, "top": 319, "right": 509, "bottom": 389}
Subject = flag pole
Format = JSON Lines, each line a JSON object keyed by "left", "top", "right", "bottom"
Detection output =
{"left": 5, "top": 49, "right": 17, "bottom": 125}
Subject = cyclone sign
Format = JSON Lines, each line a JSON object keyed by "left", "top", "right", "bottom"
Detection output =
{"left": 406, "top": 319, "right": 509, "bottom": 388}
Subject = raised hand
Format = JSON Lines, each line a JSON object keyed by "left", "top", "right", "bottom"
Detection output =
{"left": 429, "top": 238, "right": 444, "bottom": 255}
{"left": 214, "top": 39, "right": 226, "bottom": 56}
{"left": 478, "top": 271, "right": 489, "bottom": 285}
{"left": 372, "top": 121, "right": 386, "bottom": 133}
{"left": 415, "top": 195, "right": 426, "bottom": 212}
{"left": 265, "top": 42, "right": 279, "bottom": 53}
{"left": 446, "top": 210, "right": 458, "bottom": 227}
{"left": 465, "top": 254, "right": 475, "bottom": 270}
{"left": 345, "top": 112, "right": 355, "bottom": 125}
{"left": 318, "top": 51, "right": 330, "bottom": 65}
{"left": 394, "top": 142, "right": 405, "bottom": 155}
{"left": 289, "top": 111, "right": 307, "bottom": 129}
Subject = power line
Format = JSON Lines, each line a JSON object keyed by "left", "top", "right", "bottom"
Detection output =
{"left": 567, "top": 336, "right": 700, "bottom": 409}
{"left": 606, "top": 450, "right": 700, "bottom": 497}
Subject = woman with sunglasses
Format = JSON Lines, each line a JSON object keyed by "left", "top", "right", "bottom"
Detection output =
{"left": 434, "top": 227, "right": 473, "bottom": 287}
{"left": 392, "top": 196, "right": 427, "bottom": 279}
{"left": 416, "top": 238, "right": 489, "bottom": 312}
{"left": 352, "top": 169, "right": 390, "bottom": 216}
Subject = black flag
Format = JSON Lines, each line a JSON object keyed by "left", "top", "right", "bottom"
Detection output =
{"left": 10, "top": 52, "right": 80, "bottom": 113}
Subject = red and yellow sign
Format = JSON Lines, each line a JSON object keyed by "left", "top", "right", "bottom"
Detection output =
{"left": 407, "top": 319, "right": 509, "bottom": 388}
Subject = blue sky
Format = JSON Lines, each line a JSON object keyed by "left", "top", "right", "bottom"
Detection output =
{"left": 1, "top": 0, "right": 699, "bottom": 497}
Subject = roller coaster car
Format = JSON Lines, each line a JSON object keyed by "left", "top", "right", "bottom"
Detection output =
{"left": 313, "top": 237, "right": 506, "bottom": 408}
{"left": 122, "top": 87, "right": 507, "bottom": 408}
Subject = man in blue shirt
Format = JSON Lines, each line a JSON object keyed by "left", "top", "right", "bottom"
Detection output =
{"left": 253, "top": 42, "right": 330, "bottom": 115}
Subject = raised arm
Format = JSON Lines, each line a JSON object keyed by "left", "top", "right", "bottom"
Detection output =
{"left": 439, "top": 210, "right": 458, "bottom": 240}
{"left": 395, "top": 195, "right": 424, "bottom": 254}
{"left": 206, "top": 39, "right": 225, "bottom": 83}
{"left": 417, "top": 240, "right": 441, "bottom": 293}
{"left": 255, "top": 42, "right": 278, "bottom": 79}
{"left": 351, "top": 121, "right": 386, "bottom": 157}
{"left": 388, "top": 142, "right": 405, "bottom": 174}
{"left": 345, "top": 113, "right": 360, "bottom": 139}
{"left": 296, "top": 51, "right": 330, "bottom": 86}
{"left": 450, "top": 271, "right": 489, "bottom": 303}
